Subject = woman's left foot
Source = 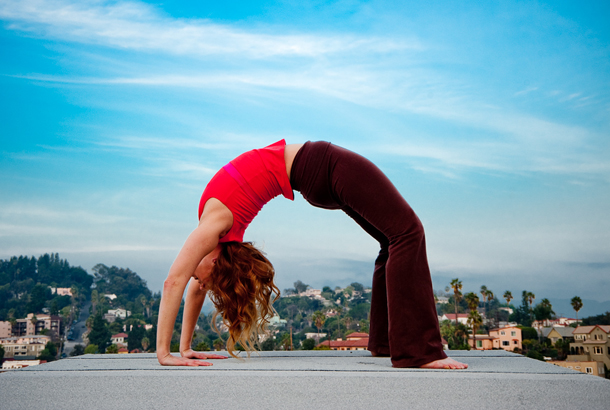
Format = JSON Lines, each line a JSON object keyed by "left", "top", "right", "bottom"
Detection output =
{"left": 420, "top": 357, "right": 468, "bottom": 369}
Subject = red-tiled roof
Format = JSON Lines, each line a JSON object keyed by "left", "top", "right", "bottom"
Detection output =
{"left": 345, "top": 332, "right": 369, "bottom": 339}
{"left": 443, "top": 313, "right": 469, "bottom": 319}
{"left": 317, "top": 338, "right": 369, "bottom": 349}
{"left": 112, "top": 333, "right": 128, "bottom": 338}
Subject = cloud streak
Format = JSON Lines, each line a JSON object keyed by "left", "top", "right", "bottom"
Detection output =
{"left": 0, "top": 0, "right": 417, "bottom": 58}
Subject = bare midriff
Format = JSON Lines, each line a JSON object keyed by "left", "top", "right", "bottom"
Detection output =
{"left": 284, "top": 143, "right": 304, "bottom": 181}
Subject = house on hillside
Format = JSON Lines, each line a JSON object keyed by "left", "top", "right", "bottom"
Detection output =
{"left": 6, "top": 314, "right": 63, "bottom": 340}
{"left": 0, "top": 321, "right": 11, "bottom": 338}
{"left": 542, "top": 326, "right": 575, "bottom": 344}
{"left": 490, "top": 326, "right": 522, "bottom": 352}
{"left": 0, "top": 335, "right": 51, "bottom": 359}
{"left": 111, "top": 333, "right": 128, "bottom": 347}
{"left": 468, "top": 334, "right": 494, "bottom": 350}
{"left": 566, "top": 325, "right": 610, "bottom": 374}
{"left": 532, "top": 317, "right": 578, "bottom": 328}
{"left": 441, "top": 313, "right": 469, "bottom": 325}
{"left": 467, "top": 326, "right": 522, "bottom": 352}
{"left": 317, "top": 332, "right": 369, "bottom": 351}
{"left": 104, "top": 308, "right": 131, "bottom": 323}
{"left": 549, "top": 360, "right": 606, "bottom": 377}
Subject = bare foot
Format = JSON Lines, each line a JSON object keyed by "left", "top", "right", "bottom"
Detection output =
{"left": 370, "top": 352, "right": 390, "bottom": 357}
{"left": 420, "top": 357, "right": 468, "bottom": 369}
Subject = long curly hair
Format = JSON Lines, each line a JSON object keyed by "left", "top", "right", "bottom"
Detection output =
{"left": 207, "top": 241, "right": 280, "bottom": 358}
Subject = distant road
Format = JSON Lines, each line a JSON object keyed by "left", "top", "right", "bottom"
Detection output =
{"left": 63, "top": 300, "right": 91, "bottom": 356}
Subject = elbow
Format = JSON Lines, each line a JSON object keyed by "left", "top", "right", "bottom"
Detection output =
{"left": 163, "top": 277, "right": 182, "bottom": 292}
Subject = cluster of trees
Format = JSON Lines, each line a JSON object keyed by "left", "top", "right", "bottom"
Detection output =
{"left": 259, "top": 281, "right": 371, "bottom": 351}
{"left": 438, "top": 278, "right": 598, "bottom": 363}
{"left": 0, "top": 254, "right": 92, "bottom": 321}
{"left": 77, "top": 264, "right": 161, "bottom": 354}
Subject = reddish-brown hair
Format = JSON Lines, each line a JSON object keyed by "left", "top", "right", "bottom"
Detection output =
{"left": 207, "top": 242, "right": 279, "bottom": 358}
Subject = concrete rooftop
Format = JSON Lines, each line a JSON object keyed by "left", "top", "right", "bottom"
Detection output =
{"left": 1, "top": 350, "right": 609, "bottom": 409}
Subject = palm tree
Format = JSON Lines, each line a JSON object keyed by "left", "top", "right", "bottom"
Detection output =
{"left": 525, "top": 291, "right": 536, "bottom": 323}
{"left": 343, "top": 316, "right": 352, "bottom": 332}
{"left": 312, "top": 311, "right": 326, "bottom": 341}
{"left": 449, "top": 279, "right": 463, "bottom": 326}
{"left": 571, "top": 296, "right": 583, "bottom": 324}
{"left": 213, "top": 338, "right": 225, "bottom": 351}
{"left": 527, "top": 292, "right": 536, "bottom": 307}
{"left": 503, "top": 290, "right": 513, "bottom": 306}
{"left": 140, "top": 296, "right": 147, "bottom": 318}
{"left": 467, "top": 311, "right": 483, "bottom": 350}
{"left": 485, "top": 289, "right": 494, "bottom": 326}
{"left": 464, "top": 292, "right": 480, "bottom": 313}
{"left": 480, "top": 285, "right": 488, "bottom": 310}
{"left": 30, "top": 314, "right": 38, "bottom": 334}
{"left": 91, "top": 290, "right": 99, "bottom": 315}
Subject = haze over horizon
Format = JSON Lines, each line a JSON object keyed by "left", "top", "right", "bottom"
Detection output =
{"left": 1, "top": 1, "right": 609, "bottom": 312}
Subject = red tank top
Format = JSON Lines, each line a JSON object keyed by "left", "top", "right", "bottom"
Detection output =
{"left": 198, "top": 140, "right": 294, "bottom": 242}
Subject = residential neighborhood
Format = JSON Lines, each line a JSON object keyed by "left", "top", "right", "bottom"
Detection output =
{"left": 0, "top": 254, "right": 608, "bottom": 380}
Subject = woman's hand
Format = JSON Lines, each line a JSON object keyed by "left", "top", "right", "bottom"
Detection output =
{"left": 181, "top": 348, "right": 227, "bottom": 361}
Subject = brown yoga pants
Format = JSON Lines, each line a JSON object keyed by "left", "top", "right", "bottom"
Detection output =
{"left": 290, "top": 141, "right": 447, "bottom": 368}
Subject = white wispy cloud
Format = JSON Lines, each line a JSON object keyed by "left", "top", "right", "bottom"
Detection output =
{"left": 2, "top": 0, "right": 608, "bottom": 181}
{"left": 0, "top": 0, "right": 417, "bottom": 58}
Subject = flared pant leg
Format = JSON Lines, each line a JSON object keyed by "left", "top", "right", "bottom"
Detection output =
{"left": 290, "top": 142, "right": 447, "bottom": 367}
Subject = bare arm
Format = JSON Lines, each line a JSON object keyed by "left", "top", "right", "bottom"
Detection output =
{"left": 156, "top": 200, "right": 232, "bottom": 366}
{"left": 178, "top": 279, "right": 227, "bottom": 361}
{"left": 180, "top": 278, "right": 207, "bottom": 353}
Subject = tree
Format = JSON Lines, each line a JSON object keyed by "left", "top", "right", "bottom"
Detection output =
{"left": 485, "top": 290, "right": 494, "bottom": 312}
{"left": 261, "top": 338, "right": 275, "bottom": 351}
{"left": 128, "top": 323, "right": 146, "bottom": 351}
{"left": 0, "top": 344, "right": 4, "bottom": 362}
{"left": 294, "top": 280, "right": 309, "bottom": 294}
{"left": 30, "top": 314, "right": 38, "bottom": 332}
{"left": 503, "top": 290, "right": 513, "bottom": 306}
{"left": 213, "top": 338, "right": 225, "bottom": 351}
{"left": 464, "top": 292, "right": 480, "bottom": 313}
{"left": 571, "top": 296, "right": 583, "bottom": 324}
{"left": 480, "top": 285, "right": 488, "bottom": 311}
{"left": 37, "top": 341, "right": 58, "bottom": 362}
{"left": 27, "top": 284, "right": 49, "bottom": 313}
{"left": 526, "top": 292, "right": 536, "bottom": 309}
{"left": 141, "top": 337, "right": 151, "bottom": 351}
{"left": 301, "top": 338, "right": 315, "bottom": 350}
{"left": 84, "top": 344, "right": 98, "bottom": 354}
{"left": 350, "top": 282, "right": 364, "bottom": 293}
{"left": 448, "top": 279, "right": 463, "bottom": 325}
{"left": 279, "top": 333, "right": 292, "bottom": 350}
{"left": 106, "top": 344, "right": 119, "bottom": 354}
{"left": 91, "top": 290, "right": 99, "bottom": 315}
{"left": 534, "top": 299, "right": 555, "bottom": 322}
{"left": 312, "top": 311, "right": 326, "bottom": 338}
{"left": 88, "top": 314, "right": 111, "bottom": 353}
{"left": 70, "top": 344, "right": 85, "bottom": 356}
{"left": 467, "top": 311, "right": 483, "bottom": 350}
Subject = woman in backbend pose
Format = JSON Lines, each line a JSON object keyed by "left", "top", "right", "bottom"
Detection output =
{"left": 156, "top": 140, "right": 467, "bottom": 369}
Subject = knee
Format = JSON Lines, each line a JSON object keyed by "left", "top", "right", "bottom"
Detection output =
{"left": 390, "top": 214, "right": 425, "bottom": 243}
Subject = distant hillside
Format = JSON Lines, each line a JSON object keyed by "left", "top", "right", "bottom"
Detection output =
{"left": 0, "top": 253, "right": 155, "bottom": 322}
{"left": 0, "top": 253, "right": 92, "bottom": 320}
{"left": 548, "top": 298, "right": 610, "bottom": 319}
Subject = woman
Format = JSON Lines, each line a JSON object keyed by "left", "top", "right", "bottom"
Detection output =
{"left": 156, "top": 140, "right": 467, "bottom": 369}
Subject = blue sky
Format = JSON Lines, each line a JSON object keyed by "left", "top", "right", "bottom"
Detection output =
{"left": 1, "top": 0, "right": 609, "bottom": 315}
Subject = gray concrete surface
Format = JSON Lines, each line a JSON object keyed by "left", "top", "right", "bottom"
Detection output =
{"left": 1, "top": 350, "right": 609, "bottom": 409}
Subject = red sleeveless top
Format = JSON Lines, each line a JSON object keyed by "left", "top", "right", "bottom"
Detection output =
{"left": 198, "top": 140, "right": 294, "bottom": 242}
